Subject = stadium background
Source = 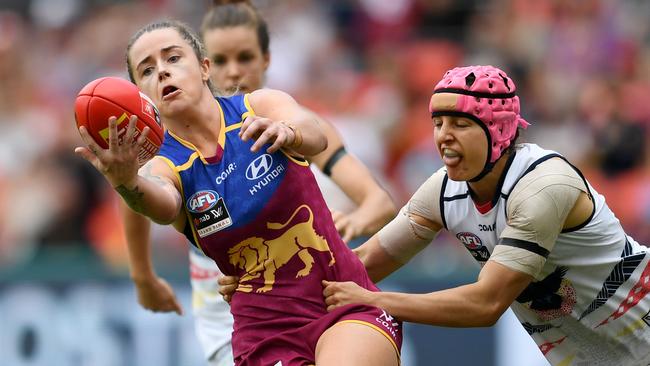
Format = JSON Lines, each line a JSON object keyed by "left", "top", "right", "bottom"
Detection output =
{"left": 1, "top": 0, "right": 649, "bottom": 365}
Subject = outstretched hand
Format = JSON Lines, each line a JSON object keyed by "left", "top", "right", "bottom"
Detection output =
{"left": 239, "top": 115, "right": 297, "bottom": 153}
{"left": 75, "top": 115, "right": 150, "bottom": 187}
{"left": 322, "top": 280, "right": 374, "bottom": 312}
{"left": 218, "top": 275, "right": 240, "bottom": 303}
{"left": 134, "top": 276, "right": 183, "bottom": 315}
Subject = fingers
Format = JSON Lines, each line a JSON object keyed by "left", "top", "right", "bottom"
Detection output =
{"left": 74, "top": 146, "right": 99, "bottom": 166}
{"left": 124, "top": 115, "right": 139, "bottom": 145}
{"left": 108, "top": 116, "right": 119, "bottom": 150}
{"left": 78, "top": 125, "right": 104, "bottom": 157}
{"left": 171, "top": 297, "right": 184, "bottom": 316}
{"left": 218, "top": 275, "right": 239, "bottom": 303}
{"left": 239, "top": 116, "right": 292, "bottom": 153}
{"left": 322, "top": 280, "right": 342, "bottom": 311}
{"left": 341, "top": 230, "right": 354, "bottom": 244}
{"left": 218, "top": 275, "right": 240, "bottom": 286}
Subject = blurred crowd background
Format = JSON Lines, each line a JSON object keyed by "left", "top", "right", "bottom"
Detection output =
{"left": 2, "top": 0, "right": 650, "bottom": 271}
{"left": 0, "top": 0, "right": 650, "bottom": 365}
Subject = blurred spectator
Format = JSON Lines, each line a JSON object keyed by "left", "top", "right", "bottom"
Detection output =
{"left": 0, "top": 0, "right": 649, "bottom": 278}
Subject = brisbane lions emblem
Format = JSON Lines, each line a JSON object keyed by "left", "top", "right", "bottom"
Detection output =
{"left": 228, "top": 204, "right": 335, "bottom": 293}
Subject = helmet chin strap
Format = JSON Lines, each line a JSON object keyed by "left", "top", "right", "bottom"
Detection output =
{"left": 468, "top": 160, "right": 496, "bottom": 182}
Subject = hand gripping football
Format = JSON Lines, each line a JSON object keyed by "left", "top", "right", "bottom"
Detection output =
{"left": 74, "top": 77, "right": 164, "bottom": 165}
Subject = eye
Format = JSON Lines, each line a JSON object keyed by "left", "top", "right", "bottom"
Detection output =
{"left": 168, "top": 55, "right": 180, "bottom": 63}
{"left": 432, "top": 118, "right": 443, "bottom": 127}
{"left": 238, "top": 52, "right": 255, "bottom": 63}
{"left": 142, "top": 66, "right": 154, "bottom": 76}
{"left": 212, "top": 55, "right": 226, "bottom": 66}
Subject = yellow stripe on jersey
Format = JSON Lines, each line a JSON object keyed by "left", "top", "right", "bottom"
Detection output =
{"left": 283, "top": 151, "right": 310, "bottom": 166}
{"left": 216, "top": 98, "right": 226, "bottom": 148}
{"left": 157, "top": 155, "right": 206, "bottom": 255}
{"left": 244, "top": 93, "right": 256, "bottom": 117}
{"left": 224, "top": 122, "right": 242, "bottom": 133}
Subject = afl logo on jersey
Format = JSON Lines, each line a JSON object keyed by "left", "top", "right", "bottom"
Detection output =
{"left": 246, "top": 154, "right": 273, "bottom": 180}
{"left": 456, "top": 232, "right": 491, "bottom": 262}
{"left": 188, "top": 190, "right": 219, "bottom": 213}
{"left": 456, "top": 232, "right": 483, "bottom": 249}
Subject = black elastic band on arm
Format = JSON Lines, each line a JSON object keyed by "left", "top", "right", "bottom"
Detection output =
{"left": 499, "top": 237, "right": 550, "bottom": 258}
{"left": 322, "top": 146, "right": 347, "bottom": 177}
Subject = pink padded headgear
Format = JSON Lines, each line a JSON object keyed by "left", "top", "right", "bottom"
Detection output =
{"left": 429, "top": 65, "right": 530, "bottom": 163}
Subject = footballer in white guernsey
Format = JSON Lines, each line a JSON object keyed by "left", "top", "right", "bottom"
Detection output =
{"left": 322, "top": 65, "right": 650, "bottom": 366}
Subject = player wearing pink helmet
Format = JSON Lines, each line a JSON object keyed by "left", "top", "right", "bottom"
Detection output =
{"left": 318, "top": 65, "right": 650, "bottom": 365}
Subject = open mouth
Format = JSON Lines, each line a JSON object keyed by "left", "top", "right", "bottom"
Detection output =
{"left": 162, "top": 85, "right": 179, "bottom": 99}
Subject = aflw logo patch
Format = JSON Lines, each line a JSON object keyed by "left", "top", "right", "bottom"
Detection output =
{"left": 187, "top": 190, "right": 232, "bottom": 237}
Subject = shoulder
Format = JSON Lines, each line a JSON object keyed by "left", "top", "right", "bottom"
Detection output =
{"left": 510, "top": 157, "right": 586, "bottom": 202}
{"left": 407, "top": 167, "right": 447, "bottom": 225}
{"left": 247, "top": 88, "right": 297, "bottom": 111}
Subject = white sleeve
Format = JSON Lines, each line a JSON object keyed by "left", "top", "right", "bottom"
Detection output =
{"left": 491, "top": 159, "right": 587, "bottom": 277}
{"left": 377, "top": 168, "right": 445, "bottom": 263}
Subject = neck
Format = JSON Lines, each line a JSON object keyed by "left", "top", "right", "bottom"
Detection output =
{"left": 467, "top": 152, "right": 511, "bottom": 204}
{"left": 163, "top": 87, "right": 221, "bottom": 150}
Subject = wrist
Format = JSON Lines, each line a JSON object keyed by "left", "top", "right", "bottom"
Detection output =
{"left": 366, "top": 289, "right": 381, "bottom": 307}
{"left": 281, "top": 121, "right": 303, "bottom": 149}
{"left": 130, "top": 270, "right": 157, "bottom": 286}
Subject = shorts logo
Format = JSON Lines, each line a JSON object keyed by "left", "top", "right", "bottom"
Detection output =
{"left": 456, "top": 232, "right": 491, "bottom": 262}
{"left": 644, "top": 310, "right": 650, "bottom": 327}
{"left": 188, "top": 190, "right": 218, "bottom": 213}
{"left": 246, "top": 154, "right": 273, "bottom": 180}
{"left": 376, "top": 310, "right": 400, "bottom": 338}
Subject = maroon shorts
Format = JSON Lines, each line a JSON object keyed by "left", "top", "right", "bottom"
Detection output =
{"left": 234, "top": 304, "right": 402, "bottom": 366}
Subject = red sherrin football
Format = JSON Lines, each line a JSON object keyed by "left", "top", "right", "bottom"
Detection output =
{"left": 74, "top": 77, "right": 164, "bottom": 165}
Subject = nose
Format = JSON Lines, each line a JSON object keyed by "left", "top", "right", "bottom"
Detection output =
{"left": 157, "top": 60, "right": 170, "bottom": 81}
{"left": 226, "top": 61, "right": 242, "bottom": 79}
{"left": 158, "top": 68, "right": 170, "bottom": 82}
{"left": 435, "top": 120, "right": 454, "bottom": 143}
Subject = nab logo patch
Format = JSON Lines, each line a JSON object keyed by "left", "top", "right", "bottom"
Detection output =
{"left": 643, "top": 309, "right": 650, "bottom": 327}
{"left": 246, "top": 154, "right": 273, "bottom": 180}
{"left": 187, "top": 190, "right": 219, "bottom": 213}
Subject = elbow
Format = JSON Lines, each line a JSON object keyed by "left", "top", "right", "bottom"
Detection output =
{"left": 150, "top": 205, "right": 180, "bottom": 226}
{"left": 478, "top": 302, "right": 509, "bottom": 327}
{"left": 317, "top": 133, "right": 328, "bottom": 154}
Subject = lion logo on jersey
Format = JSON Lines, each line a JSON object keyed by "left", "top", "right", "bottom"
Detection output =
{"left": 228, "top": 204, "right": 335, "bottom": 293}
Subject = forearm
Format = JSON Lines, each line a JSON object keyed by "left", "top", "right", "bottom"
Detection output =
{"left": 367, "top": 284, "right": 504, "bottom": 327}
{"left": 354, "top": 236, "right": 404, "bottom": 283}
{"left": 115, "top": 175, "right": 180, "bottom": 225}
{"left": 120, "top": 201, "right": 156, "bottom": 282}
{"left": 347, "top": 187, "right": 397, "bottom": 237}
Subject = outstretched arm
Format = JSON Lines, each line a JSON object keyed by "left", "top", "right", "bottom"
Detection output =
{"left": 75, "top": 115, "right": 182, "bottom": 225}
{"left": 324, "top": 261, "right": 533, "bottom": 327}
{"left": 121, "top": 202, "right": 183, "bottom": 315}
{"left": 310, "top": 119, "right": 397, "bottom": 242}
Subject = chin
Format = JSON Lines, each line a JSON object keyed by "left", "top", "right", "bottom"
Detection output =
{"left": 445, "top": 168, "right": 473, "bottom": 182}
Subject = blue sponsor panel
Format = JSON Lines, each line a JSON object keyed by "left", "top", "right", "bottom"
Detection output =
{"left": 0, "top": 250, "right": 547, "bottom": 366}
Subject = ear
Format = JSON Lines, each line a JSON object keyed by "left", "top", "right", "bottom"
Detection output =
{"left": 200, "top": 57, "right": 211, "bottom": 83}
{"left": 262, "top": 52, "right": 270, "bottom": 72}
